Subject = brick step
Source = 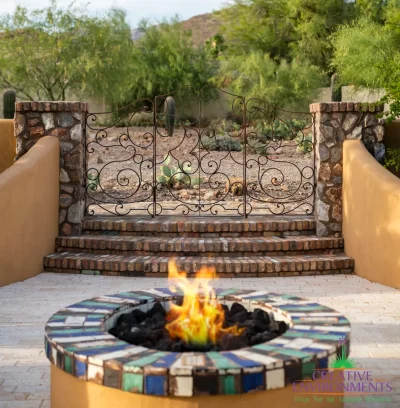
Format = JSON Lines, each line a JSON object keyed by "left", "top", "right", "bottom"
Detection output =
{"left": 43, "top": 253, "right": 354, "bottom": 278}
{"left": 82, "top": 215, "right": 316, "bottom": 237}
{"left": 55, "top": 235, "right": 344, "bottom": 257}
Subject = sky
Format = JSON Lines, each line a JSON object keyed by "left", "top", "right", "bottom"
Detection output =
{"left": 0, "top": 0, "right": 228, "bottom": 27}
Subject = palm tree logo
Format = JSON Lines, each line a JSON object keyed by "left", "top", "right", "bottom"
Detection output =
{"left": 329, "top": 336, "right": 356, "bottom": 369}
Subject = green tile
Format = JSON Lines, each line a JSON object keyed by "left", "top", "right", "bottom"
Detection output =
{"left": 223, "top": 375, "right": 236, "bottom": 395}
{"left": 122, "top": 373, "right": 143, "bottom": 393}
{"left": 124, "top": 352, "right": 166, "bottom": 369}
{"left": 284, "top": 332, "right": 342, "bottom": 341}
{"left": 254, "top": 344, "right": 312, "bottom": 359}
{"left": 302, "top": 361, "right": 316, "bottom": 379}
{"left": 64, "top": 356, "right": 73, "bottom": 374}
{"left": 207, "top": 352, "right": 239, "bottom": 370}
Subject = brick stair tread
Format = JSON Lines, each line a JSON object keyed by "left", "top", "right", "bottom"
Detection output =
{"left": 82, "top": 215, "right": 315, "bottom": 234}
{"left": 56, "top": 235, "right": 343, "bottom": 253}
{"left": 44, "top": 252, "right": 354, "bottom": 276}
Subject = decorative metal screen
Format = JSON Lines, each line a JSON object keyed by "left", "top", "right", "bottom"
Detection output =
{"left": 85, "top": 86, "right": 315, "bottom": 217}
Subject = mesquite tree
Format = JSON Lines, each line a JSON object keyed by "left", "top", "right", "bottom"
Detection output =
{"left": 0, "top": 1, "right": 133, "bottom": 104}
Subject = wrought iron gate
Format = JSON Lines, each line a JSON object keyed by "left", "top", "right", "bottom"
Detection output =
{"left": 85, "top": 86, "right": 315, "bottom": 217}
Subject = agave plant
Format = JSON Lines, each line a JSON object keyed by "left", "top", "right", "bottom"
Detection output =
{"left": 157, "top": 155, "right": 202, "bottom": 189}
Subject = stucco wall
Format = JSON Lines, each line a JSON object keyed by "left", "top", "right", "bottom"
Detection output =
{"left": 0, "top": 119, "right": 15, "bottom": 174}
{"left": 0, "top": 136, "right": 59, "bottom": 287}
{"left": 343, "top": 140, "right": 400, "bottom": 289}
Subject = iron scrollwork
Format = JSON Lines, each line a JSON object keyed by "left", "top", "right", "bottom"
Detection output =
{"left": 84, "top": 85, "right": 315, "bottom": 217}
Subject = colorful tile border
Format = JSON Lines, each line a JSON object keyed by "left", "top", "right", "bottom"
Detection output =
{"left": 44, "top": 289, "right": 351, "bottom": 397}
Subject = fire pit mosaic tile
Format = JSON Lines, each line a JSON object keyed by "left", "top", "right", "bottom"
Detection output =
{"left": 44, "top": 288, "right": 351, "bottom": 397}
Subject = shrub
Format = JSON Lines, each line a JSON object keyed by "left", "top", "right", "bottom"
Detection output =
{"left": 201, "top": 134, "right": 242, "bottom": 152}
{"left": 385, "top": 148, "right": 400, "bottom": 172}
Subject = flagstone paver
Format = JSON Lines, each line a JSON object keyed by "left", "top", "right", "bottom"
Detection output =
{"left": 0, "top": 273, "right": 399, "bottom": 407}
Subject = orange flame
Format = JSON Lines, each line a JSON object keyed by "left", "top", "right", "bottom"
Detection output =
{"left": 165, "top": 260, "right": 244, "bottom": 346}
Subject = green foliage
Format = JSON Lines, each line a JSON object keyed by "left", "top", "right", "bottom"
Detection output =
{"left": 205, "top": 33, "right": 227, "bottom": 58}
{"left": 216, "top": 52, "right": 324, "bottom": 110}
{"left": 0, "top": 1, "right": 133, "bottom": 103}
{"left": 256, "top": 119, "right": 307, "bottom": 141}
{"left": 331, "top": 18, "right": 394, "bottom": 89}
{"left": 201, "top": 134, "right": 242, "bottom": 152}
{"left": 385, "top": 148, "right": 400, "bottom": 172}
{"left": 331, "top": 3, "right": 400, "bottom": 121}
{"left": 248, "top": 119, "right": 308, "bottom": 153}
{"left": 3, "top": 89, "right": 16, "bottom": 119}
{"left": 128, "top": 18, "right": 214, "bottom": 102}
{"left": 295, "top": 134, "right": 313, "bottom": 153}
{"left": 356, "top": 0, "right": 388, "bottom": 22}
{"left": 157, "top": 155, "right": 202, "bottom": 189}
{"left": 218, "top": 0, "right": 354, "bottom": 72}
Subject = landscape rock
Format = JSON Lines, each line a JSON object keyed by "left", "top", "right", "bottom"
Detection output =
{"left": 317, "top": 200, "right": 330, "bottom": 222}
{"left": 343, "top": 113, "right": 359, "bottom": 132}
{"left": 57, "top": 112, "right": 75, "bottom": 128}
{"left": 70, "top": 124, "right": 82, "bottom": 142}
{"left": 60, "top": 169, "right": 71, "bottom": 183}
{"left": 42, "top": 113, "right": 55, "bottom": 130}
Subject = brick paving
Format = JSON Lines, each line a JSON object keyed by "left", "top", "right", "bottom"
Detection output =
{"left": 0, "top": 273, "right": 399, "bottom": 408}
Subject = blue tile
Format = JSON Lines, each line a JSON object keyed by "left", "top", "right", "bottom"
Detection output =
{"left": 145, "top": 375, "right": 166, "bottom": 395}
{"left": 75, "top": 360, "right": 87, "bottom": 379}
{"left": 151, "top": 353, "right": 180, "bottom": 368}
{"left": 318, "top": 357, "right": 328, "bottom": 369}
{"left": 242, "top": 372, "right": 264, "bottom": 392}
{"left": 221, "top": 353, "right": 260, "bottom": 368}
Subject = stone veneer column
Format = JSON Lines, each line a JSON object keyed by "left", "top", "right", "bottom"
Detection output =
{"left": 311, "top": 102, "right": 385, "bottom": 237}
{"left": 14, "top": 101, "right": 88, "bottom": 236}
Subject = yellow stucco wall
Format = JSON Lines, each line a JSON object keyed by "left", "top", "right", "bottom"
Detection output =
{"left": 0, "top": 119, "right": 15, "bottom": 174}
{"left": 51, "top": 365, "right": 344, "bottom": 408}
{"left": 343, "top": 140, "right": 400, "bottom": 289}
{"left": 0, "top": 136, "right": 59, "bottom": 287}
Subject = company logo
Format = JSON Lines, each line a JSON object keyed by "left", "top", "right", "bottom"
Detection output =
{"left": 329, "top": 336, "right": 356, "bottom": 369}
{"left": 292, "top": 337, "right": 394, "bottom": 404}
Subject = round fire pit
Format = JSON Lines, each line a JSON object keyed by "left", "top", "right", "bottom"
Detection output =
{"left": 45, "top": 288, "right": 350, "bottom": 408}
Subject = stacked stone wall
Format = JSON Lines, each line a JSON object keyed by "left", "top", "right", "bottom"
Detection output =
{"left": 14, "top": 102, "right": 88, "bottom": 235}
{"left": 311, "top": 102, "right": 385, "bottom": 236}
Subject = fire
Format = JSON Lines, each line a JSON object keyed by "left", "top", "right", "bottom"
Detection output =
{"left": 165, "top": 261, "right": 244, "bottom": 346}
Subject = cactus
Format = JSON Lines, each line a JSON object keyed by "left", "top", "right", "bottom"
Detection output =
{"left": 331, "top": 73, "right": 342, "bottom": 102}
{"left": 164, "top": 96, "right": 175, "bottom": 136}
{"left": 3, "top": 89, "right": 16, "bottom": 119}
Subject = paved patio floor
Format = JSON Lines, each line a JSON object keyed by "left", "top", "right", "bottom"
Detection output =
{"left": 0, "top": 273, "right": 399, "bottom": 408}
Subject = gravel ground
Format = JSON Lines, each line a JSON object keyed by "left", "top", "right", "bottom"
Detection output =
{"left": 85, "top": 127, "right": 314, "bottom": 216}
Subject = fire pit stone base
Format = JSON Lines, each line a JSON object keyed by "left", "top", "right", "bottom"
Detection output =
{"left": 45, "top": 288, "right": 350, "bottom": 400}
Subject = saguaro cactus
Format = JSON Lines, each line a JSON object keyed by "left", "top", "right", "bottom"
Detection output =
{"left": 164, "top": 96, "right": 175, "bottom": 136}
{"left": 331, "top": 73, "right": 342, "bottom": 102}
{"left": 3, "top": 89, "right": 16, "bottom": 119}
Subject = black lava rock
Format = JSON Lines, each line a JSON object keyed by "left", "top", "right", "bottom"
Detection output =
{"left": 220, "top": 334, "right": 248, "bottom": 351}
{"left": 253, "top": 308, "right": 270, "bottom": 325}
{"left": 147, "top": 302, "right": 166, "bottom": 318}
{"left": 117, "top": 312, "right": 137, "bottom": 326}
{"left": 110, "top": 301, "right": 288, "bottom": 352}
{"left": 230, "top": 302, "right": 247, "bottom": 316}
{"left": 230, "top": 310, "right": 248, "bottom": 324}
{"left": 132, "top": 309, "right": 146, "bottom": 323}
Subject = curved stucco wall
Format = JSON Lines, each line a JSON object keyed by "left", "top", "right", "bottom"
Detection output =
{"left": 343, "top": 140, "right": 400, "bottom": 289}
{"left": 0, "top": 136, "right": 59, "bottom": 287}
{"left": 0, "top": 119, "right": 15, "bottom": 174}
